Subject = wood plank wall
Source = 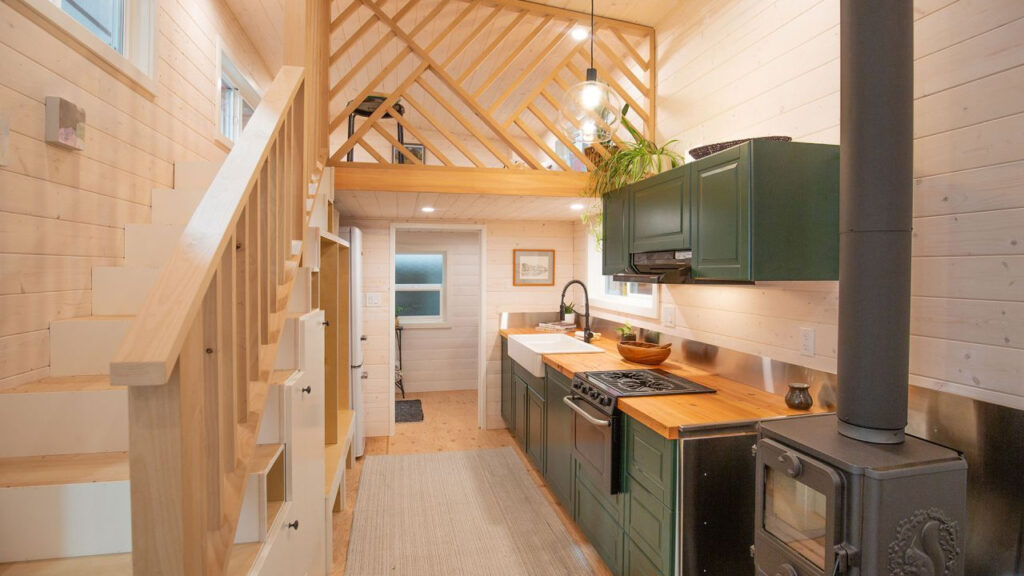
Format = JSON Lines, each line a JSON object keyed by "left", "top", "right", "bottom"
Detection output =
{"left": 585, "top": 0, "right": 1024, "bottom": 410}
{"left": 0, "top": 0, "right": 272, "bottom": 390}
{"left": 342, "top": 218, "right": 578, "bottom": 435}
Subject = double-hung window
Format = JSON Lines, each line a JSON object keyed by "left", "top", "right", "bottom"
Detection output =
{"left": 59, "top": 0, "right": 124, "bottom": 52}
{"left": 219, "top": 48, "right": 259, "bottom": 145}
{"left": 395, "top": 253, "right": 445, "bottom": 324}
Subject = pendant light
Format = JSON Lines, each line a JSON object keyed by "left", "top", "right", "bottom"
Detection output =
{"left": 557, "top": 0, "right": 622, "bottom": 145}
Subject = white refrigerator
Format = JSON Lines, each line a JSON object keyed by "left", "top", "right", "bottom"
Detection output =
{"left": 340, "top": 226, "right": 365, "bottom": 458}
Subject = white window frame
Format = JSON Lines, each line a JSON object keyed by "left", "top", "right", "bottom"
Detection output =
{"left": 217, "top": 39, "right": 261, "bottom": 149}
{"left": 394, "top": 251, "right": 447, "bottom": 325}
{"left": 586, "top": 231, "right": 660, "bottom": 319}
{"left": 14, "top": 0, "right": 157, "bottom": 95}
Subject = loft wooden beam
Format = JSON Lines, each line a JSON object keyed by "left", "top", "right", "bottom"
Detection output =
{"left": 335, "top": 163, "right": 587, "bottom": 197}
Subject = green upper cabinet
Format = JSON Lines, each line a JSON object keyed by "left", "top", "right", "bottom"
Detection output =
{"left": 630, "top": 165, "right": 690, "bottom": 253}
{"left": 602, "top": 186, "right": 631, "bottom": 276}
{"left": 691, "top": 140, "right": 839, "bottom": 282}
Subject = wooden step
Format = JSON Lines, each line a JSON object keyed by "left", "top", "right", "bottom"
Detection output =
{"left": 0, "top": 451, "right": 129, "bottom": 489}
{"left": 49, "top": 316, "right": 134, "bottom": 376}
{"left": 173, "top": 161, "right": 220, "bottom": 191}
{"left": 0, "top": 376, "right": 127, "bottom": 458}
{"left": 151, "top": 187, "right": 204, "bottom": 225}
{"left": 237, "top": 444, "right": 285, "bottom": 544}
{"left": 0, "top": 542, "right": 262, "bottom": 575}
{"left": 124, "top": 223, "right": 184, "bottom": 268}
{"left": 92, "top": 266, "right": 160, "bottom": 316}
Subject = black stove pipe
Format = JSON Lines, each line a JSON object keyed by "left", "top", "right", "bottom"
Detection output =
{"left": 837, "top": 0, "right": 914, "bottom": 444}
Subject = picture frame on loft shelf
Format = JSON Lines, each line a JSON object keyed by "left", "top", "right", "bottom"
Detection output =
{"left": 513, "top": 249, "right": 555, "bottom": 286}
{"left": 393, "top": 142, "right": 426, "bottom": 165}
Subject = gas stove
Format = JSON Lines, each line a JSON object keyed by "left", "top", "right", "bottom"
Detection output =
{"left": 571, "top": 369, "right": 715, "bottom": 415}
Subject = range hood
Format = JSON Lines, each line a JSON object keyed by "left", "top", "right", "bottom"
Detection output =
{"left": 613, "top": 250, "right": 692, "bottom": 284}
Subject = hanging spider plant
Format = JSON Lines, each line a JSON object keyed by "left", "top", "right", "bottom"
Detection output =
{"left": 581, "top": 104, "right": 684, "bottom": 244}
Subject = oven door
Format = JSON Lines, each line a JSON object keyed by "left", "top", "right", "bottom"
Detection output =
{"left": 754, "top": 438, "right": 843, "bottom": 576}
{"left": 564, "top": 394, "right": 622, "bottom": 494}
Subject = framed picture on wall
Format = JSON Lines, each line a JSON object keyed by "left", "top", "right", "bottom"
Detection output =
{"left": 513, "top": 249, "right": 555, "bottom": 286}
{"left": 393, "top": 143, "right": 426, "bottom": 165}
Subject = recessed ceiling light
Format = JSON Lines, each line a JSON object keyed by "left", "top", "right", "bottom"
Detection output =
{"left": 421, "top": 206, "right": 435, "bottom": 213}
{"left": 570, "top": 27, "right": 589, "bottom": 41}
{"left": 570, "top": 203, "right": 585, "bottom": 211}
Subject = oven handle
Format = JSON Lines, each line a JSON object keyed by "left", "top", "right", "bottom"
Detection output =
{"left": 563, "top": 396, "right": 612, "bottom": 427}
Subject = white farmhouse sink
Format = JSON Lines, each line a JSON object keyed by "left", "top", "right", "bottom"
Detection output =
{"left": 508, "top": 333, "right": 603, "bottom": 377}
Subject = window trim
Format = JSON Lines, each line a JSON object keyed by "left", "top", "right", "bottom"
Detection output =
{"left": 394, "top": 251, "right": 447, "bottom": 325}
{"left": 9, "top": 0, "right": 158, "bottom": 97}
{"left": 586, "top": 231, "right": 660, "bottom": 319}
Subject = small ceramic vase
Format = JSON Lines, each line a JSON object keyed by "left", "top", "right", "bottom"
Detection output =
{"left": 785, "top": 382, "right": 814, "bottom": 410}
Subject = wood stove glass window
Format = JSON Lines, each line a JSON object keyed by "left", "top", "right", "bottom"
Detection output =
{"left": 763, "top": 468, "right": 828, "bottom": 569}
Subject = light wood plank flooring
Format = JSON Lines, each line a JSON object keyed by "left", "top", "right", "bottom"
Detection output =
{"left": 330, "top": 390, "right": 611, "bottom": 575}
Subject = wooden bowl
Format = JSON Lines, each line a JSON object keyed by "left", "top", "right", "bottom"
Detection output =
{"left": 617, "top": 341, "right": 672, "bottom": 365}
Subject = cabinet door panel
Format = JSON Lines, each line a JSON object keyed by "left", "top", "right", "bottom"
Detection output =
{"left": 626, "top": 477, "right": 674, "bottom": 576}
{"left": 544, "top": 370, "right": 573, "bottom": 511}
{"left": 575, "top": 471, "right": 625, "bottom": 576}
{"left": 631, "top": 167, "right": 689, "bottom": 252}
{"left": 625, "top": 537, "right": 664, "bottom": 576}
{"left": 513, "top": 374, "right": 527, "bottom": 451}
{"left": 691, "top": 146, "right": 750, "bottom": 281}
{"left": 625, "top": 416, "right": 676, "bottom": 507}
{"left": 526, "top": 387, "right": 545, "bottom": 472}
{"left": 602, "top": 187, "right": 631, "bottom": 275}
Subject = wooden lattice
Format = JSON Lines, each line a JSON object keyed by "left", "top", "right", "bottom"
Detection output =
{"left": 327, "top": 0, "right": 656, "bottom": 171}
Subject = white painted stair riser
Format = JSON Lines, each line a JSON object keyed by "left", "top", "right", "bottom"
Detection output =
{"left": 151, "top": 188, "right": 205, "bottom": 225}
{"left": 173, "top": 161, "right": 221, "bottom": 191}
{"left": 124, "top": 224, "right": 184, "bottom": 269}
{"left": 0, "top": 388, "right": 127, "bottom": 458}
{"left": 49, "top": 317, "right": 133, "bottom": 376}
{"left": 92, "top": 267, "right": 160, "bottom": 316}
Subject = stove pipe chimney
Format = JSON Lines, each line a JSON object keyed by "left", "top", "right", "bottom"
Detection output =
{"left": 837, "top": 0, "right": 914, "bottom": 444}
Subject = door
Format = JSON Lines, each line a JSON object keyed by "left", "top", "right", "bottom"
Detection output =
{"left": 501, "top": 339, "right": 512, "bottom": 429}
{"left": 630, "top": 166, "right": 690, "bottom": 252}
{"left": 513, "top": 373, "right": 528, "bottom": 450}
{"left": 602, "top": 187, "right": 631, "bottom": 275}
{"left": 544, "top": 371, "right": 573, "bottom": 511}
{"left": 691, "top": 145, "right": 751, "bottom": 281}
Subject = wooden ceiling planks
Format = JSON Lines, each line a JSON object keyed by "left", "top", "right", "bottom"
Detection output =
{"left": 326, "top": 0, "right": 655, "bottom": 171}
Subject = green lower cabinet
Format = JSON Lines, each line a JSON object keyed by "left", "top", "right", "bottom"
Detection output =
{"left": 575, "top": 464, "right": 626, "bottom": 576}
{"left": 513, "top": 373, "right": 527, "bottom": 452}
{"left": 625, "top": 537, "right": 664, "bottom": 576}
{"left": 625, "top": 476, "right": 674, "bottom": 576}
{"left": 544, "top": 366, "right": 573, "bottom": 511}
{"left": 625, "top": 416, "right": 678, "bottom": 507}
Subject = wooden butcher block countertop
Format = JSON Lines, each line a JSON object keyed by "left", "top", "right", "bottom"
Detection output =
{"left": 500, "top": 328, "right": 828, "bottom": 439}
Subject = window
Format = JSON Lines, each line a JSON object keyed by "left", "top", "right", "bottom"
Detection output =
{"left": 59, "top": 0, "right": 124, "bottom": 52}
{"left": 586, "top": 231, "right": 659, "bottom": 318}
{"left": 395, "top": 253, "right": 445, "bottom": 323}
{"left": 218, "top": 48, "right": 260, "bottom": 145}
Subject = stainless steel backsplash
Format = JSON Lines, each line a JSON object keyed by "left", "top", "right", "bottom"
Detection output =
{"left": 586, "top": 315, "right": 1024, "bottom": 575}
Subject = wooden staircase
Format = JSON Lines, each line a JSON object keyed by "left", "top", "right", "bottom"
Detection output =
{"left": 0, "top": 162, "right": 295, "bottom": 574}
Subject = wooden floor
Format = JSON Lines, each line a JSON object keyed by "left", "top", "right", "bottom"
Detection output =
{"left": 329, "top": 390, "right": 611, "bottom": 576}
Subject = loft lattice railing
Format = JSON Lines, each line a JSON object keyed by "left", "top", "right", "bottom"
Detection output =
{"left": 326, "top": 0, "right": 656, "bottom": 171}
{"left": 108, "top": 0, "right": 330, "bottom": 573}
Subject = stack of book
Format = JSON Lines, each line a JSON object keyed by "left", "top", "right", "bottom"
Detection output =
{"left": 537, "top": 321, "right": 576, "bottom": 332}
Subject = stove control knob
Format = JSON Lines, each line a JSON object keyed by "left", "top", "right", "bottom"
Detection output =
{"left": 600, "top": 397, "right": 612, "bottom": 406}
{"left": 590, "top": 391, "right": 600, "bottom": 400}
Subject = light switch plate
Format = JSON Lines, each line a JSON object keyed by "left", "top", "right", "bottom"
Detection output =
{"left": 661, "top": 305, "right": 676, "bottom": 328}
{"left": 0, "top": 113, "right": 9, "bottom": 167}
{"left": 800, "top": 327, "right": 815, "bottom": 356}
{"left": 366, "top": 292, "right": 383, "bottom": 307}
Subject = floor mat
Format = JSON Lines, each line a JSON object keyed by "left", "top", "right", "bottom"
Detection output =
{"left": 395, "top": 399, "right": 424, "bottom": 423}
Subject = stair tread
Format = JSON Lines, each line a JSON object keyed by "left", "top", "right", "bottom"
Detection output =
{"left": 270, "top": 370, "right": 298, "bottom": 386}
{"left": 52, "top": 315, "right": 133, "bottom": 323}
{"left": 0, "top": 452, "right": 129, "bottom": 488}
{"left": 0, "top": 542, "right": 262, "bottom": 575}
{"left": 247, "top": 443, "right": 283, "bottom": 475}
{"left": 0, "top": 375, "right": 117, "bottom": 395}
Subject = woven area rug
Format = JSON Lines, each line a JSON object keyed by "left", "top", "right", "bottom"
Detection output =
{"left": 344, "top": 448, "right": 593, "bottom": 576}
{"left": 395, "top": 399, "right": 424, "bottom": 423}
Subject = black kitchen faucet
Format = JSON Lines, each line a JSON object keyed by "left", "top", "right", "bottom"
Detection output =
{"left": 560, "top": 280, "right": 593, "bottom": 343}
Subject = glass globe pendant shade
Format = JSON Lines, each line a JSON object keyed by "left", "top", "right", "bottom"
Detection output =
{"left": 557, "top": 68, "right": 622, "bottom": 144}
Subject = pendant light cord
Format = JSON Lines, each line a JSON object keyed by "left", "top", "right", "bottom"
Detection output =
{"left": 590, "top": 0, "right": 595, "bottom": 68}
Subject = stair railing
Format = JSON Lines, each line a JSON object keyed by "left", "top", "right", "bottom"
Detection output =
{"left": 109, "top": 2, "right": 330, "bottom": 574}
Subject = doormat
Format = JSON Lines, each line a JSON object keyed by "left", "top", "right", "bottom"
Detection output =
{"left": 395, "top": 399, "right": 424, "bottom": 423}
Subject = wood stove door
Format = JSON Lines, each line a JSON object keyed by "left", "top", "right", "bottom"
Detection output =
{"left": 754, "top": 439, "right": 843, "bottom": 576}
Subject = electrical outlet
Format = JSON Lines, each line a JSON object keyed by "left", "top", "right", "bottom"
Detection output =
{"left": 661, "top": 305, "right": 676, "bottom": 328}
{"left": 366, "top": 292, "right": 383, "bottom": 307}
{"left": 800, "top": 327, "right": 815, "bottom": 357}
